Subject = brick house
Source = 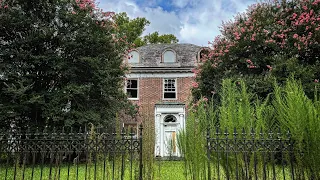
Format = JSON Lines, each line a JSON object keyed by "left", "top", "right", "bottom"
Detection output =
{"left": 124, "top": 43, "right": 205, "bottom": 157}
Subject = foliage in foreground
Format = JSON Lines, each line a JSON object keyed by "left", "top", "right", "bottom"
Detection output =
{"left": 0, "top": 0, "right": 133, "bottom": 128}
{"left": 181, "top": 78, "right": 320, "bottom": 179}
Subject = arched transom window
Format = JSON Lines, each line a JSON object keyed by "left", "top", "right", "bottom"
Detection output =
{"left": 128, "top": 50, "right": 140, "bottom": 63}
{"left": 162, "top": 50, "right": 176, "bottom": 63}
{"left": 164, "top": 115, "right": 177, "bottom": 123}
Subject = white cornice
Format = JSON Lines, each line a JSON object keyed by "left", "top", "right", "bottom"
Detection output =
{"left": 126, "top": 72, "right": 194, "bottom": 78}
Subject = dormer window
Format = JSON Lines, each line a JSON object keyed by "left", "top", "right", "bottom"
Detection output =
{"left": 197, "top": 48, "right": 210, "bottom": 62}
{"left": 128, "top": 50, "right": 140, "bottom": 63}
{"left": 162, "top": 50, "right": 176, "bottom": 63}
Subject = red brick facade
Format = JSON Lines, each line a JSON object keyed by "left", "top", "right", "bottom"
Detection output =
{"left": 130, "top": 76, "right": 194, "bottom": 118}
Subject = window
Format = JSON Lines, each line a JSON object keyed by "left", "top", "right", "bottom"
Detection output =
{"left": 198, "top": 48, "right": 209, "bottom": 62}
{"left": 123, "top": 123, "right": 138, "bottom": 137}
{"left": 164, "top": 115, "right": 177, "bottom": 123}
{"left": 126, "top": 79, "right": 138, "bottom": 99}
{"left": 128, "top": 51, "right": 139, "bottom": 63}
{"left": 162, "top": 50, "right": 176, "bottom": 63}
{"left": 163, "top": 79, "right": 176, "bottom": 99}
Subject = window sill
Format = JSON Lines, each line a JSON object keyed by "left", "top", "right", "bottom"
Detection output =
{"left": 162, "top": 98, "right": 178, "bottom": 101}
{"left": 128, "top": 98, "right": 139, "bottom": 100}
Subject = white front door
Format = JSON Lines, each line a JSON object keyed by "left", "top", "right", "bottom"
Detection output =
{"left": 154, "top": 104, "right": 186, "bottom": 157}
{"left": 163, "top": 125, "right": 178, "bottom": 156}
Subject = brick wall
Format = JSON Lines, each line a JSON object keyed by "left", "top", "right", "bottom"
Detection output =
{"left": 130, "top": 76, "right": 194, "bottom": 121}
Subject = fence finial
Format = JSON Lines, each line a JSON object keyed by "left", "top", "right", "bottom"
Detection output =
{"left": 250, "top": 127, "right": 255, "bottom": 139}
{"left": 259, "top": 127, "right": 263, "bottom": 138}
{"left": 233, "top": 127, "right": 237, "bottom": 138}
{"left": 224, "top": 127, "right": 229, "bottom": 137}
{"left": 242, "top": 127, "right": 246, "bottom": 137}
{"left": 121, "top": 127, "right": 126, "bottom": 136}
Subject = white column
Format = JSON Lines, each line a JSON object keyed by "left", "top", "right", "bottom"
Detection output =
{"left": 160, "top": 114, "right": 164, "bottom": 157}
{"left": 155, "top": 113, "right": 161, "bottom": 156}
{"left": 176, "top": 113, "right": 185, "bottom": 157}
{"left": 179, "top": 113, "right": 185, "bottom": 130}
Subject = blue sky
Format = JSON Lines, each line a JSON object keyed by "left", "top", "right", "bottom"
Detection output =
{"left": 99, "top": 0, "right": 255, "bottom": 46}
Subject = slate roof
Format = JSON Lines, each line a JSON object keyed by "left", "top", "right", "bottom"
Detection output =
{"left": 131, "top": 43, "right": 202, "bottom": 69}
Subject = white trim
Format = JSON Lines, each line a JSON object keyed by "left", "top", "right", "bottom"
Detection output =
{"left": 154, "top": 105, "right": 186, "bottom": 157}
{"left": 125, "top": 78, "right": 139, "bottom": 100}
{"left": 163, "top": 78, "right": 177, "bottom": 100}
{"left": 127, "top": 73, "right": 194, "bottom": 78}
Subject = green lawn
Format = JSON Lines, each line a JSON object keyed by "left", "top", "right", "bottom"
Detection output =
{"left": 0, "top": 160, "right": 297, "bottom": 180}
{"left": 0, "top": 160, "right": 186, "bottom": 180}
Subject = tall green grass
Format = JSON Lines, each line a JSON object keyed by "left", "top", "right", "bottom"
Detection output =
{"left": 273, "top": 77, "right": 320, "bottom": 179}
{"left": 179, "top": 78, "right": 320, "bottom": 179}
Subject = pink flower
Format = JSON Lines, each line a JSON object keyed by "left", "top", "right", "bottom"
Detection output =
{"left": 293, "top": 34, "right": 299, "bottom": 39}
{"left": 246, "top": 59, "right": 252, "bottom": 64}
{"left": 302, "top": 6, "right": 308, "bottom": 10}
{"left": 315, "top": 79, "right": 319, "bottom": 83}
{"left": 203, "top": 97, "right": 208, "bottom": 102}
{"left": 249, "top": 65, "right": 257, "bottom": 69}
{"left": 266, "top": 65, "right": 273, "bottom": 71}
{"left": 4, "top": 5, "right": 8, "bottom": 9}
{"left": 291, "top": 13, "right": 297, "bottom": 19}
{"left": 71, "top": 11, "right": 76, "bottom": 14}
{"left": 192, "top": 81, "right": 199, "bottom": 88}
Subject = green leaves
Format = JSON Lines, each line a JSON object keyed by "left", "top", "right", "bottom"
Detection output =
{"left": 113, "top": 12, "right": 178, "bottom": 47}
{"left": 0, "top": 0, "right": 131, "bottom": 128}
{"left": 195, "top": 0, "right": 320, "bottom": 102}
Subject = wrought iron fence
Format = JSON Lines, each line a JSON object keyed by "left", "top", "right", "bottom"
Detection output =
{"left": 0, "top": 125, "right": 143, "bottom": 180}
{"left": 207, "top": 127, "right": 296, "bottom": 180}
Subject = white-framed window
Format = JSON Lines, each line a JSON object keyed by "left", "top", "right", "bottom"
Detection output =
{"left": 128, "top": 50, "right": 140, "bottom": 63}
{"left": 122, "top": 122, "right": 138, "bottom": 137}
{"left": 126, "top": 79, "right": 139, "bottom": 99}
{"left": 164, "top": 115, "right": 177, "bottom": 123}
{"left": 163, "top": 78, "right": 177, "bottom": 99}
{"left": 162, "top": 50, "right": 176, "bottom": 63}
{"left": 197, "top": 48, "right": 210, "bottom": 62}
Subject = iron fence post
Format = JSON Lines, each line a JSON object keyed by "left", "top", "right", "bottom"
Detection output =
{"left": 207, "top": 128, "right": 211, "bottom": 180}
{"left": 139, "top": 124, "right": 143, "bottom": 180}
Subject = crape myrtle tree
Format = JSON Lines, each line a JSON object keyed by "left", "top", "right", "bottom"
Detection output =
{"left": 0, "top": 0, "right": 135, "bottom": 128}
{"left": 193, "top": 0, "right": 320, "bottom": 102}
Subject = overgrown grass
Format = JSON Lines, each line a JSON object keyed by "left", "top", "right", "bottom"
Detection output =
{"left": 0, "top": 161, "right": 185, "bottom": 180}
{"left": 273, "top": 77, "right": 320, "bottom": 179}
{"left": 179, "top": 77, "right": 320, "bottom": 180}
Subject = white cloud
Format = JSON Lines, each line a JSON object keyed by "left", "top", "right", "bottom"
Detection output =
{"left": 98, "top": 0, "right": 255, "bottom": 45}
{"left": 171, "top": 0, "right": 189, "bottom": 8}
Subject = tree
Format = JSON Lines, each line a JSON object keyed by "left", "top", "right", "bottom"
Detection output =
{"left": 113, "top": 12, "right": 179, "bottom": 47}
{"left": 143, "top": 32, "right": 179, "bottom": 44}
{"left": 193, "top": 0, "right": 320, "bottom": 101}
{"left": 113, "top": 12, "right": 150, "bottom": 45}
{"left": 0, "top": 0, "right": 133, "bottom": 128}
